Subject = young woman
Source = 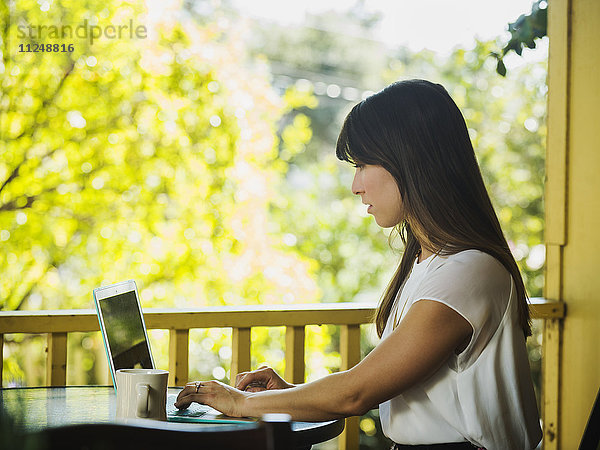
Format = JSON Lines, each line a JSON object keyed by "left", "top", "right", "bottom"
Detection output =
{"left": 175, "top": 79, "right": 542, "bottom": 449}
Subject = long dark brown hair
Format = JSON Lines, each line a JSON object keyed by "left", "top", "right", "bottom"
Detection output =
{"left": 336, "top": 79, "right": 531, "bottom": 338}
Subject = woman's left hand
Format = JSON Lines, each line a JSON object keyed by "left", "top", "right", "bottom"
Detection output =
{"left": 174, "top": 380, "right": 248, "bottom": 417}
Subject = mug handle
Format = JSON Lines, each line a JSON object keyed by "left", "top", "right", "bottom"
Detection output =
{"left": 136, "top": 383, "right": 150, "bottom": 418}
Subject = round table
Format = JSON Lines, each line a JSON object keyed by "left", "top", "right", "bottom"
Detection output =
{"left": 0, "top": 386, "right": 344, "bottom": 449}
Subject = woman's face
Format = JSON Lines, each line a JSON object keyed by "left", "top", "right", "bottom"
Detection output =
{"left": 352, "top": 164, "right": 404, "bottom": 228}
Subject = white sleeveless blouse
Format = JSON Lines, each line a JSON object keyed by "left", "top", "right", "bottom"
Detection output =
{"left": 379, "top": 250, "right": 542, "bottom": 449}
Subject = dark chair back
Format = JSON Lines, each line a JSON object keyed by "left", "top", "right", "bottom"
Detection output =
{"left": 36, "top": 414, "right": 293, "bottom": 450}
{"left": 579, "top": 386, "right": 600, "bottom": 450}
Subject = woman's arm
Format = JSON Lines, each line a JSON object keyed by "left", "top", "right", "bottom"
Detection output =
{"left": 175, "top": 299, "right": 472, "bottom": 421}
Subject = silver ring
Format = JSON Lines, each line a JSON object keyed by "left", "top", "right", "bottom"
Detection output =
{"left": 195, "top": 382, "right": 201, "bottom": 393}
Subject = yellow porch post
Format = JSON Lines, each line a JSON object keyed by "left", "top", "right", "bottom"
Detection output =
{"left": 546, "top": 0, "right": 600, "bottom": 447}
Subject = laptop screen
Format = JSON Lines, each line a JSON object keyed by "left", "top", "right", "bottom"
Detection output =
{"left": 98, "top": 290, "right": 153, "bottom": 371}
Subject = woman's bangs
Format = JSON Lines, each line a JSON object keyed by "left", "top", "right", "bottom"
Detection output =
{"left": 335, "top": 119, "right": 355, "bottom": 164}
{"left": 336, "top": 117, "right": 378, "bottom": 166}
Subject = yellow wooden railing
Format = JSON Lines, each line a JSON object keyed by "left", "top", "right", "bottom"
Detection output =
{"left": 0, "top": 299, "right": 565, "bottom": 450}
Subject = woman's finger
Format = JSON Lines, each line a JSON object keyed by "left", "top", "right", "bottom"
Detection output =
{"left": 174, "top": 387, "right": 205, "bottom": 409}
{"left": 235, "top": 372, "right": 249, "bottom": 389}
{"left": 176, "top": 382, "right": 193, "bottom": 401}
{"left": 236, "top": 372, "right": 265, "bottom": 391}
{"left": 244, "top": 383, "right": 267, "bottom": 392}
{"left": 235, "top": 371, "right": 259, "bottom": 390}
{"left": 235, "top": 371, "right": 249, "bottom": 385}
{"left": 175, "top": 381, "right": 205, "bottom": 408}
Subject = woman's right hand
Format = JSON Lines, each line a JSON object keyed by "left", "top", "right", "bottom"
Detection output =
{"left": 234, "top": 365, "right": 295, "bottom": 392}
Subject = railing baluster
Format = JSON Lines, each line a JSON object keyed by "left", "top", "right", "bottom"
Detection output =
{"left": 339, "top": 324, "right": 361, "bottom": 450}
{"left": 0, "top": 333, "right": 3, "bottom": 387}
{"left": 169, "top": 329, "right": 189, "bottom": 386}
{"left": 231, "top": 327, "right": 251, "bottom": 385}
{"left": 285, "top": 326, "right": 305, "bottom": 384}
{"left": 542, "top": 318, "right": 561, "bottom": 450}
{"left": 46, "top": 332, "right": 67, "bottom": 386}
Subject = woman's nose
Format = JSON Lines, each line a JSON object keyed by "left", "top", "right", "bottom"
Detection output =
{"left": 352, "top": 170, "right": 364, "bottom": 195}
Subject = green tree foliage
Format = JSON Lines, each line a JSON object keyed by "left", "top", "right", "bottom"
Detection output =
{"left": 245, "top": 8, "right": 399, "bottom": 309}
{"left": 0, "top": 0, "right": 317, "bottom": 384}
{"left": 492, "top": 0, "right": 548, "bottom": 76}
{"left": 1, "top": 0, "right": 322, "bottom": 310}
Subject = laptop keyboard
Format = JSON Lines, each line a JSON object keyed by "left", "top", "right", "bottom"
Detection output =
{"left": 167, "top": 394, "right": 211, "bottom": 418}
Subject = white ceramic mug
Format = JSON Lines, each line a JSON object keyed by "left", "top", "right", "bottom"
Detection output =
{"left": 116, "top": 369, "right": 168, "bottom": 421}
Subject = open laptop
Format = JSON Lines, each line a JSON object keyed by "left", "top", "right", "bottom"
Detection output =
{"left": 93, "top": 279, "right": 253, "bottom": 424}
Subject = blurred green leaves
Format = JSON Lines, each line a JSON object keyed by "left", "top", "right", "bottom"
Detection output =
{"left": 492, "top": 0, "right": 548, "bottom": 76}
{"left": 0, "top": 0, "right": 319, "bottom": 316}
